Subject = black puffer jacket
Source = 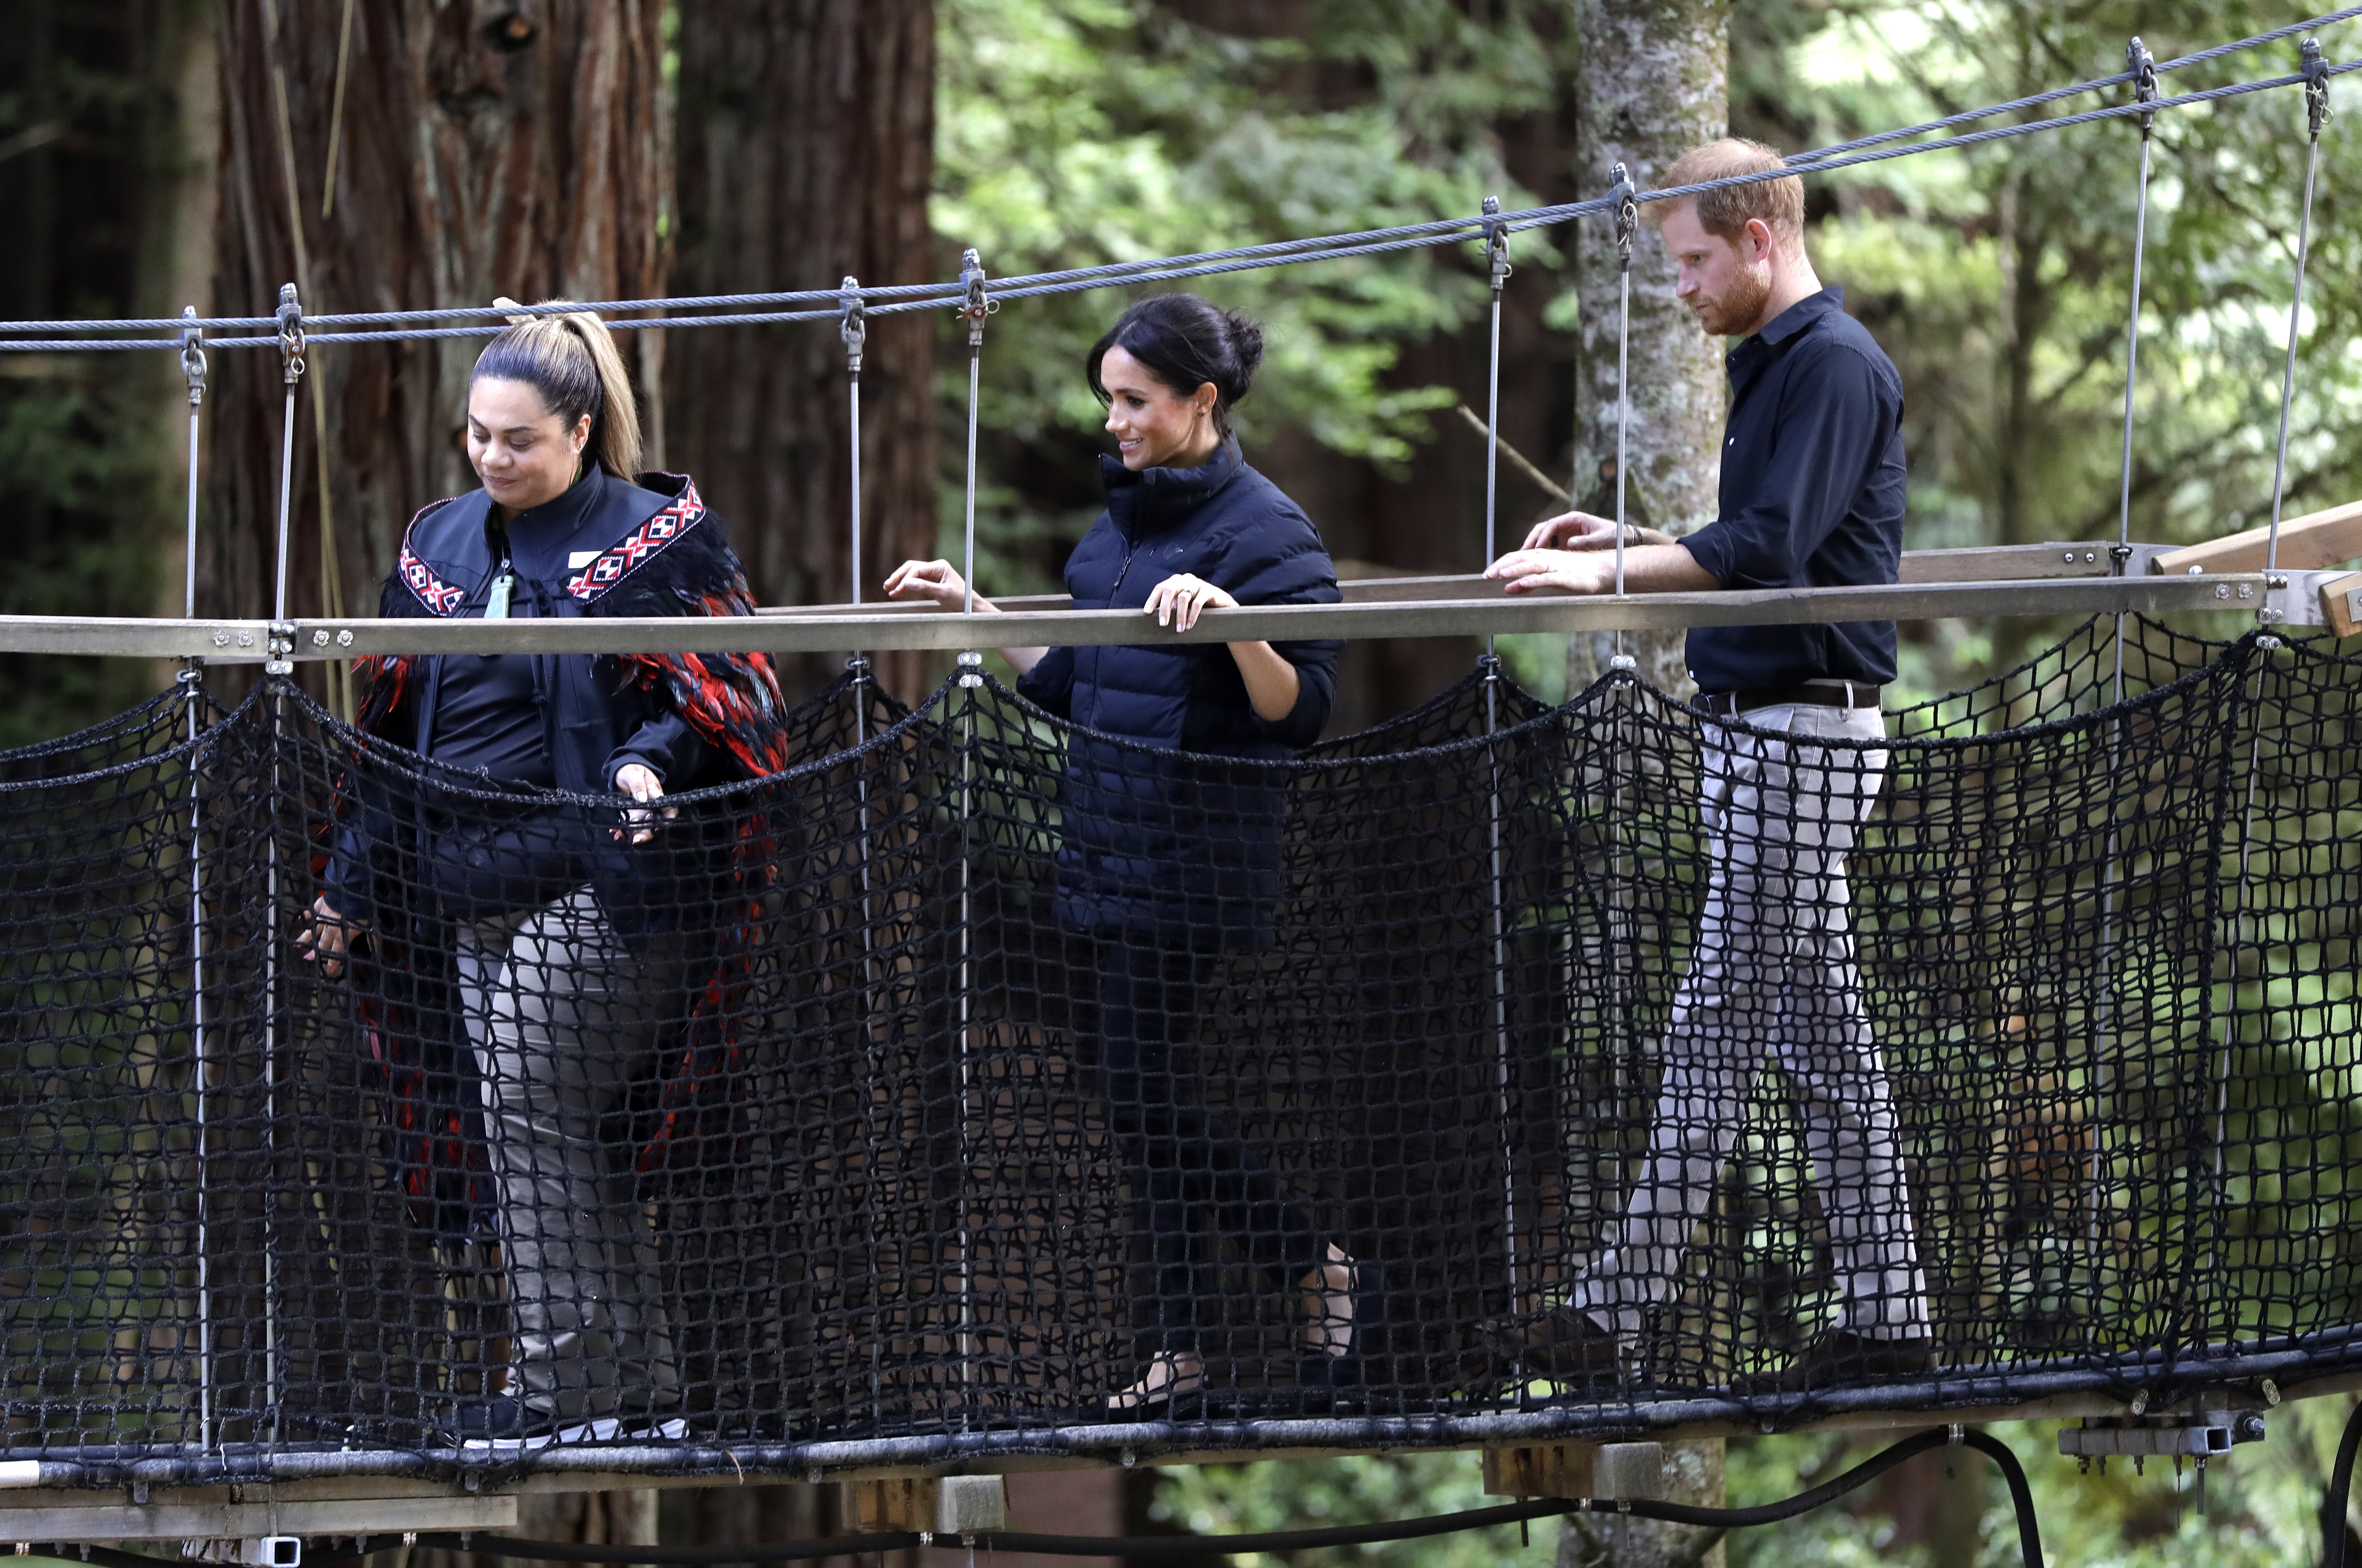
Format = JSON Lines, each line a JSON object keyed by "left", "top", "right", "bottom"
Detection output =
{"left": 1017, "top": 436, "right": 1340, "bottom": 944}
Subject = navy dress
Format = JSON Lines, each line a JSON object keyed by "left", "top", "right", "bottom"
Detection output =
{"left": 1017, "top": 436, "right": 1343, "bottom": 1358}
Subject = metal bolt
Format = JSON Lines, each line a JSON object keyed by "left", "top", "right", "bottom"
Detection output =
{"left": 337, "top": 629, "right": 354, "bottom": 647}
{"left": 2187, "top": 564, "right": 2203, "bottom": 575}
{"left": 2085, "top": 550, "right": 2097, "bottom": 563}
{"left": 212, "top": 631, "right": 230, "bottom": 647}
{"left": 2063, "top": 551, "right": 2077, "bottom": 563}
{"left": 2235, "top": 1413, "right": 2267, "bottom": 1442}
{"left": 312, "top": 629, "right": 330, "bottom": 647}
{"left": 2236, "top": 583, "right": 2253, "bottom": 599}
{"left": 237, "top": 631, "right": 255, "bottom": 647}
{"left": 2215, "top": 584, "right": 2230, "bottom": 599}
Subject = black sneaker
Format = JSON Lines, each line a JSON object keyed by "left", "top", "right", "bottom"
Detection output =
{"left": 448, "top": 1396, "right": 561, "bottom": 1444}
{"left": 1766, "top": 1329, "right": 1937, "bottom": 1393}
{"left": 1479, "top": 1305, "right": 1626, "bottom": 1390}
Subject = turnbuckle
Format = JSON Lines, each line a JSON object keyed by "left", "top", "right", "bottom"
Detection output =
{"left": 1609, "top": 162, "right": 1639, "bottom": 272}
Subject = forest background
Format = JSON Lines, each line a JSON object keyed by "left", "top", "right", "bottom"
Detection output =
{"left": 3, "top": 1, "right": 2360, "bottom": 1565}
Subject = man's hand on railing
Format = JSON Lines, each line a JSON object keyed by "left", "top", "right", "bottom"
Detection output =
{"left": 1520, "top": 509, "right": 1676, "bottom": 553}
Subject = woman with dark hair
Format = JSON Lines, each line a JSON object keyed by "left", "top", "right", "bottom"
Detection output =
{"left": 300, "top": 301, "right": 791, "bottom": 1443}
{"left": 887, "top": 292, "right": 1372, "bottom": 1411}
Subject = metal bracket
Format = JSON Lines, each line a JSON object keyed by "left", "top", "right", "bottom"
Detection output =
{"left": 2059, "top": 1411, "right": 2265, "bottom": 1461}
{"left": 957, "top": 649, "right": 983, "bottom": 689}
{"left": 2303, "top": 36, "right": 2333, "bottom": 137}
{"left": 1481, "top": 195, "right": 1511, "bottom": 288}
{"left": 275, "top": 285, "right": 305, "bottom": 386}
{"left": 958, "top": 249, "right": 995, "bottom": 348}
{"left": 1609, "top": 163, "right": 1639, "bottom": 272}
{"left": 839, "top": 276, "right": 867, "bottom": 375}
{"left": 181, "top": 307, "right": 207, "bottom": 408}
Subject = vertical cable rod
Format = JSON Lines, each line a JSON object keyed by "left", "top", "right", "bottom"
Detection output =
{"left": 840, "top": 277, "right": 888, "bottom": 1428}
{"left": 264, "top": 283, "right": 305, "bottom": 1439}
{"left": 953, "top": 249, "right": 993, "bottom": 1415}
{"left": 2089, "top": 35, "right": 2158, "bottom": 1290}
{"left": 1603, "top": 169, "right": 1643, "bottom": 1352}
{"left": 2264, "top": 36, "right": 2331, "bottom": 586}
{"left": 178, "top": 308, "right": 213, "bottom": 1451}
{"left": 1476, "top": 197, "right": 1521, "bottom": 1341}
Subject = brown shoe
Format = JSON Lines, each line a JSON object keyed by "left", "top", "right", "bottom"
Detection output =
{"left": 1481, "top": 1305, "right": 1626, "bottom": 1388}
{"left": 1769, "top": 1329, "right": 1935, "bottom": 1393}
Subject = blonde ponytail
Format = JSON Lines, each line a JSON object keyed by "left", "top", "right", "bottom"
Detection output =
{"left": 473, "top": 298, "right": 644, "bottom": 479}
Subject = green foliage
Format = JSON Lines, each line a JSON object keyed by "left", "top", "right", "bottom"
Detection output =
{"left": 1147, "top": 1403, "right": 2362, "bottom": 1568}
{"left": 933, "top": 0, "right": 1570, "bottom": 592}
{"left": 1151, "top": 1451, "right": 1552, "bottom": 1568}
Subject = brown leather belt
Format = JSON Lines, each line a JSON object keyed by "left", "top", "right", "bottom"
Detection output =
{"left": 1695, "top": 681, "right": 1883, "bottom": 717}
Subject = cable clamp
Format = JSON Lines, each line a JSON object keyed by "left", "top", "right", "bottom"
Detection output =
{"left": 958, "top": 249, "right": 996, "bottom": 347}
{"left": 839, "top": 276, "right": 867, "bottom": 374}
{"left": 959, "top": 649, "right": 984, "bottom": 689}
{"left": 2303, "top": 36, "right": 2333, "bottom": 136}
{"left": 2126, "top": 38, "right": 2159, "bottom": 133}
{"left": 1481, "top": 195, "right": 1511, "bottom": 287}
{"left": 1609, "top": 653, "right": 1637, "bottom": 672}
{"left": 1609, "top": 162, "right": 1639, "bottom": 272}
{"left": 276, "top": 284, "right": 306, "bottom": 385}
{"left": 176, "top": 658, "right": 204, "bottom": 685}
{"left": 1947, "top": 1423, "right": 1965, "bottom": 1446}
{"left": 180, "top": 307, "right": 208, "bottom": 408}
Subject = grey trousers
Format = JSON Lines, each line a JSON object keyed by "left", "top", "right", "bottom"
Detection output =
{"left": 1572, "top": 702, "right": 1932, "bottom": 1340}
{"left": 455, "top": 887, "right": 683, "bottom": 1419}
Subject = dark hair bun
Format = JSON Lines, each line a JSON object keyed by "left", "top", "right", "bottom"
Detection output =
{"left": 1087, "top": 293, "right": 1265, "bottom": 438}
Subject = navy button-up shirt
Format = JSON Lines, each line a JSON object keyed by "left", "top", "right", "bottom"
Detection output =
{"left": 1677, "top": 286, "right": 1906, "bottom": 695}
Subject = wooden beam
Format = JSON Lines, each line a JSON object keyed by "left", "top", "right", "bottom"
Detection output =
{"left": 2323, "top": 570, "right": 2362, "bottom": 638}
{"left": 2153, "top": 498, "right": 2362, "bottom": 575}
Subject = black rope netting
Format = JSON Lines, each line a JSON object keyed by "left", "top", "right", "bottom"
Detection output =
{"left": 0, "top": 618, "right": 2354, "bottom": 1474}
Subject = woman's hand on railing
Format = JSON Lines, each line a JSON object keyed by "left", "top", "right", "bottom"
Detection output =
{"left": 613, "top": 761, "right": 675, "bottom": 846}
{"left": 1143, "top": 572, "right": 1234, "bottom": 631}
{"left": 299, "top": 894, "right": 366, "bottom": 979}
{"left": 1145, "top": 573, "right": 1300, "bottom": 722}
{"left": 883, "top": 559, "right": 1049, "bottom": 675}
{"left": 884, "top": 558, "right": 996, "bottom": 614}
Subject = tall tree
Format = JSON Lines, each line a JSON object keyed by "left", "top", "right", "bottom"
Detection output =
{"left": 1560, "top": 4, "right": 1731, "bottom": 1566}
{"left": 668, "top": 0, "right": 941, "bottom": 703}
{"left": 208, "top": 0, "right": 671, "bottom": 704}
{"left": 1568, "top": 0, "right": 1730, "bottom": 699}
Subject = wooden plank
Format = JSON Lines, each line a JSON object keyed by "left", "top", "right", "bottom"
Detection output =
{"left": 2153, "top": 498, "right": 2362, "bottom": 575}
{"left": 2323, "top": 570, "right": 2362, "bottom": 637}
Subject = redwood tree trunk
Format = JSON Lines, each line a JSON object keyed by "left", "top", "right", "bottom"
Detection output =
{"left": 1561, "top": 4, "right": 1731, "bottom": 1565}
{"left": 666, "top": 0, "right": 941, "bottom": 703}
{"left": 1569, "top": 0, "right": 1730, "bottom": 700}
{"left": 208, "top": 0, "right": 671, "bottom": 687}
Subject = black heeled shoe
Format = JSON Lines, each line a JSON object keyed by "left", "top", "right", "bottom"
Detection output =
{"left": 1298, "top": 1258, "right": 1384, "bottom": 1391}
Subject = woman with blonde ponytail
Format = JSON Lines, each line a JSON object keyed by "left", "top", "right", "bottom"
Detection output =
{"left": 300, "top": 298, "right": 792, "bottom": 1444}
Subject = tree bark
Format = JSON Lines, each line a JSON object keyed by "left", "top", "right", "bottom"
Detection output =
{"left": 667, "top": 0, "right": 941, "bottom": 704}
{"left": 1561, "top": 6, "right": 1731, "bottom": 1563}
{"left": 208, "top": 0, "right": 672, "bottom": 702}
{"left": 1568, "top": 0, "right": 1730, "bottom": 698}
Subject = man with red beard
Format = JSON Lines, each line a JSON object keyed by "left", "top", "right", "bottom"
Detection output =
{"left": 1483, "top": 137, "right": 1932, "bottom": 1393}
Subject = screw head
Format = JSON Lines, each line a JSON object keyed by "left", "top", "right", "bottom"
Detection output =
{"left": 337, "top": 629, "right": 354, "bottom": 647}
{"left": 312, "top": 628, "right": 330, "bottom": 647}
{"left": 212, "top": 631, "right": 230, "bottom": 647}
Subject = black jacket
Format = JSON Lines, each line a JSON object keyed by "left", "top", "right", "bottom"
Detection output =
{"left": 327, "top": 466, "right": 790, "bottom": 928}
{"left": 1017, "top": 436, "right": 1340, "bottom": 943}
